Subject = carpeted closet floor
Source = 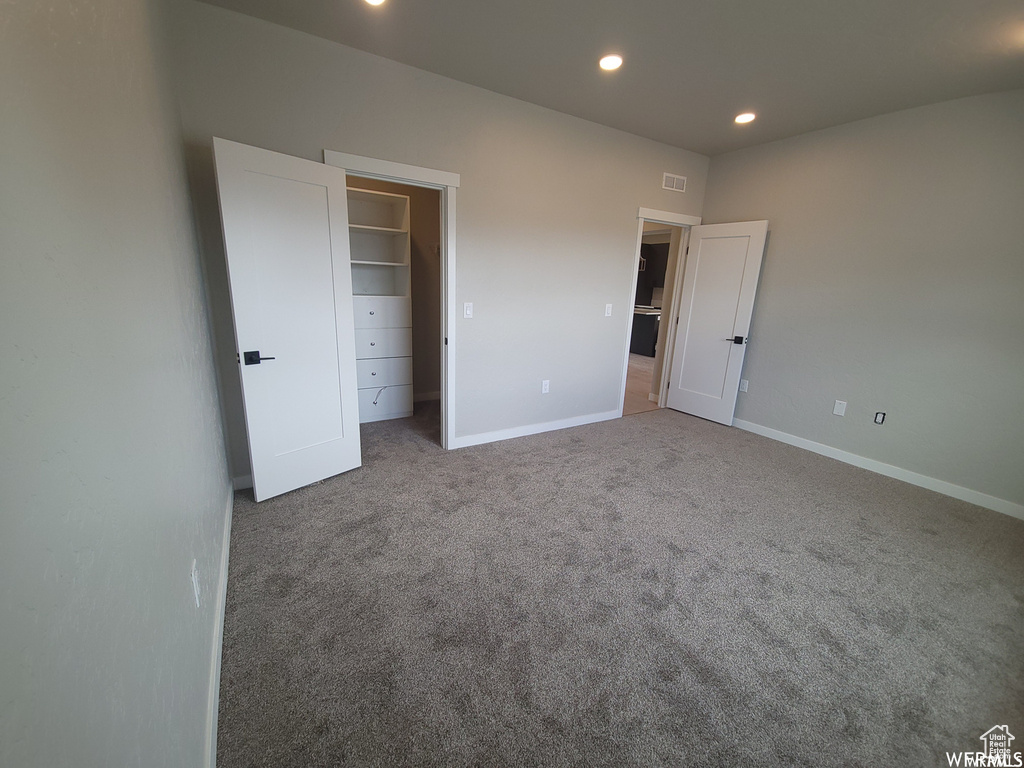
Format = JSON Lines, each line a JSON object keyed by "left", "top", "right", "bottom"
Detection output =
{"left": 217, "top": 404, "right": 1024, "bottom": 767}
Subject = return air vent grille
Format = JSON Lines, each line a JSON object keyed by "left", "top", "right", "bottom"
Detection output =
{"left": 662, "top": 172, "right": 687, "bottom": 193}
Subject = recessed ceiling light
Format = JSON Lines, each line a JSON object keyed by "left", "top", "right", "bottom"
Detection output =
{"left": 365, "top": 0, "right": 385, "bottom": 5}
{"left": 599, "top": 54, "right": 623, "bottom": 71}
{"left": 735, "top": 112, "right": 756, "bottom": 124}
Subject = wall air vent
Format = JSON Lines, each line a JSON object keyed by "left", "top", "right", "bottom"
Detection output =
{"left": 662, "top": 172, "right": 687, "bottom": 193}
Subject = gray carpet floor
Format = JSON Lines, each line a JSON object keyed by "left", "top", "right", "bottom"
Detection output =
{"left": 218, "top": 404, "right": 1024, "bottom": 767}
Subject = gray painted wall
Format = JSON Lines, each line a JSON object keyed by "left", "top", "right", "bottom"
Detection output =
{"left": 170, "top": 1, "right": 709, "bottom": 477}
{"left": 0, "top": 0, "right": 232, "bottom": 765}
{"left": 703, "top": 90, "right": 1024, "bottom": 507}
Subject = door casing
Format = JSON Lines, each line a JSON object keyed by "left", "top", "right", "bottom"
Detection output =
{"left": 619, "top": 208, "right": 701, "bottom": 414}
{"left": 323, "top": 151, "right": 460, "bottom": 449}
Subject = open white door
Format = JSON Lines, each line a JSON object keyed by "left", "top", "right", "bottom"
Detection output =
{"left": 214, "top": 138, "right": 361, "bottom": 501}
{"left": 666, "top": 221, "right": 768, "bottom": 425}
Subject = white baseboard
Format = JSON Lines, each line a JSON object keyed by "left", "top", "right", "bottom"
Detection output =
{"left": 648, "top": 393, "right": 659, "bottom": 402}
{"left": 205, "top": 493, "right": 233, "bottom": 768}
{"left": 449, "top": 409, "right": 622, "bottom": 450}
{"left": 733, "top": 419, "right": 1024, "bottom": 521}
{"left": 232, "top": 474, "right": 252, "bottom": 491}
{"left": 414, "top": 391, "right": 441, "bottom": 403}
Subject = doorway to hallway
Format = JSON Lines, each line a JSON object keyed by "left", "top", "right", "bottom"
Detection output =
{"left": 622, "top": 353, "right": 660, "bottom": 416}
{"left": 621, "top": 218, "right": 687, "bottom": 416}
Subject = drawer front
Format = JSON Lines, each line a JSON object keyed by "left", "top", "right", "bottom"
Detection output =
{"left": 354, "top": 328, "right": 412, "bottom": 359}
{"left": 352, "top": 296, "right": 411, "bottom": 329}
{"left": 358, "top": 384, "right": 413, "bottom": 423}
{"left": 356, "top": 356, "right": 413, "bottom": 389}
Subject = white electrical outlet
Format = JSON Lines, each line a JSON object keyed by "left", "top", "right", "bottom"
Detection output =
{"left": 463, "top": 302, "right": 473, "bottom": 319}
{"left": 605, "top": 303, "right": 613, "bottom": 317}
{"left": 542, "top": 379, "right": 550, "bottom": 394}
{"left": 190, "top": 559, "right": 201, "bottom": 608}
{"left": 833, "top": 400, "right": 847, "bottom": 417}
{"left": 739, "top": 379, "right": 749, "bottom": 392}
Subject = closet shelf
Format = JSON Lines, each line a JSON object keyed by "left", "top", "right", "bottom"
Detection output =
{"left": 349, "top": 223, "right": 407, "bottom": 234}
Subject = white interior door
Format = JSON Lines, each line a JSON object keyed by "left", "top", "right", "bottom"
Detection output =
{"left": 666, "top": 221, "right": 768, "bottom": 425}
{"left": 214, "top": 138, "right": 361, "bottom": 501}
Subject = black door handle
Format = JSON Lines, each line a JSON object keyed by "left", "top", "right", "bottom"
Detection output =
{"left": 243, "top": 350, "right": 276, "bottom": 365}
{"left": 724, "top": 336, "right": 747, "bottom": 345}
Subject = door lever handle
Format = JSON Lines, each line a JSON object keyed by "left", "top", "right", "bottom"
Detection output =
{"left": 243, "top": 350, "right": 276, "bottom": 365}
{"left": 724, "top": 336, "right": 747, "bottom": 345}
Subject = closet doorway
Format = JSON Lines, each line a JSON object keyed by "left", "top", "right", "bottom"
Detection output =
{"left": 325, "top": 149, "right": 460, "bottom": 450}
{"left": 344, "top": 176, "right": 443, "bottom": 443}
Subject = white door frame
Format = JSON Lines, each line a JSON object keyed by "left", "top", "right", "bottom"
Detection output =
{"left": 619, "top": 208, "right": 702, "bottom": 414}
{"left": 323, "top": 151, "right": 460, "bottom": 449}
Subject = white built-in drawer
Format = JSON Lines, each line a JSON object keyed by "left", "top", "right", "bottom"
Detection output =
{"left": 357, "top": 384, "right": 413, "bottom": 423}
{"left": 354, "top": 328, "right": 412, "bottom": 359}
{"left": 356, "top": 356, "right": 413, "bottom": 389}
{"left": 352, "top": 296, "right": 411, "bottom": 329}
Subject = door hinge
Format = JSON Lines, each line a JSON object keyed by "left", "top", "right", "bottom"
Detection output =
{"left": 685, "top": 246, "right": 689, "bottom": 255}
{"left": 235, "top": 352, "right": 239, "bottom": 364}
{"left": 444, "top": 337, "right": 448, "bottom": 346}
{"left": 675, "top": 316, "right": 679, "bottom": 326}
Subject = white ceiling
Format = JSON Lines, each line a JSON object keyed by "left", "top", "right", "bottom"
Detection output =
{"left": 199, "top": 0, "right": 1024, "bottom": 156}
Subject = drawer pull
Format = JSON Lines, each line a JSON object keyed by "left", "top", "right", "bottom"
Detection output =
{"left": 373, "top": 386, "right": 388, "bottom": 405}
{"left": 371, "top": 371, "right": 377, "bottom": 376}
{"left": 370, "top": 341, "right": 376, "bottom": 346}
{"left": 369, "top": 311, "right": 375, "bottom": 315}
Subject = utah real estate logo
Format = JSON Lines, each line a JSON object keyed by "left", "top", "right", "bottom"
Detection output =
{"left": 947, "top": 725, "right": 1021, "bottom": 767}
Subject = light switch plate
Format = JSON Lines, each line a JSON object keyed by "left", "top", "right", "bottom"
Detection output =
{"left": 464, "top": 302, "right": 473, "bottom": 319}
{"left": 833, "top": 400, "right": 847, "bottom": 416}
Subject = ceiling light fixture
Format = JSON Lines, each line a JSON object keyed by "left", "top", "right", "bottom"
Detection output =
{"left": 599, "top": 54, "right": 623, "bottom": 71}
{"left": 364, "top": 0, "right": 386, "bottom": 5}
{"left": 735, "top": 112, "right": 756, "bottom": 124}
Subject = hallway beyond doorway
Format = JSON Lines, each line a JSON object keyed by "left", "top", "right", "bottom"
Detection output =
{"left": 622, "top": 353, "right": 660, "bottom": 416}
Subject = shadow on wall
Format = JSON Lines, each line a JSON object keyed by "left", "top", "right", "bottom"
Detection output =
{"left": 183, "top": 140, "right": 250, "bottom": 480}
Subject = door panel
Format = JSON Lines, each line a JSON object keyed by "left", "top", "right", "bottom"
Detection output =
{"left": 214, "top": 138, "right": 361, "bottom": 500}
{"left": 666, "top": 221, "right": 767, "bottom": 425}
{"left": 245, "top": 173, "right": 344, "bottom": 454}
